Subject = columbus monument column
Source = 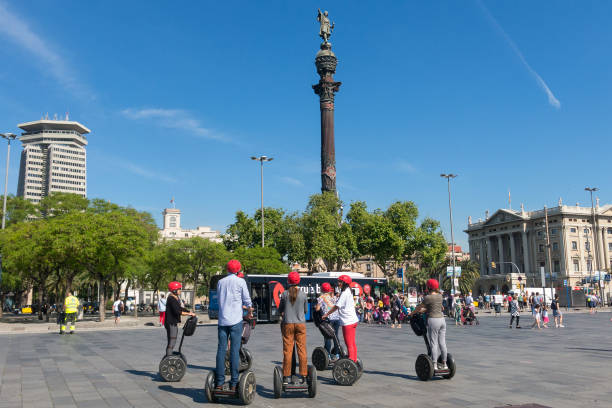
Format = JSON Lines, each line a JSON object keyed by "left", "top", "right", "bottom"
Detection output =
{"left": 313, "top": 9, "right": 341, "bottom": 193}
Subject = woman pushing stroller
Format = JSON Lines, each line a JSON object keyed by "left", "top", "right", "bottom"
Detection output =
{"left": 278, "top": 271, "right": 309, "bottom": 385}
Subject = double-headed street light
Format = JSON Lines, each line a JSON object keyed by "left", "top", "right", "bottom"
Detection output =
{"left": 0, "top": 133, "right": 17, "bottom": 230}
{"left": 585, "top": 187, "right": 601, "bottom": 299}
{"left": 251, "top": 156, "right": 273, "bottom": 247}
{"left": 441, "top": 174, "right": 458, "bottom": 294}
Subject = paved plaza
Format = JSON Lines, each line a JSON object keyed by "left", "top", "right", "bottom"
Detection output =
{"left": 0, "top": 312, "right": 611, "bottom": 408}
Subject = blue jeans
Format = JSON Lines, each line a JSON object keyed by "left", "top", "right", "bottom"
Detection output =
{"left": 324, "top": 319, "right": 341, "bottom": 358}
{"left": 216, "top": 321, "right": 242, "bottom": 387}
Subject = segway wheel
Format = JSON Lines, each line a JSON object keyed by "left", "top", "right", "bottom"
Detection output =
{"left": 238, "top": 370, "right": 256, "bottom": 405}
{"left": 241, "top": 348, "right": 253, "bottom": 372}
{"left": 332, "top": 358, "right": 359, "bottom": 386}
{"left": 175, "top": 351, "right": 187, "bottom": 367}
{"left": 273, "top": 366, "right": 282, "bottom": 399}
{"left": 415, "top": 354, "right": 434, "bottom": 381}
{"left": 159, "top": 355, "right": 186, "bottom": 382}
{"left": 443, "top": 353, "right": 456, "bottom": 379}
{"left": 356, "top": 358, "right": 364, "bottom": 380}
{"left": 312, "top": 347, "right": 329, "bottom": 371}
{"left": 307, "top": 365, "right": 317, "bottom": 398}
{"left": 205, "top": 371, "right": 218, "bottom": 403}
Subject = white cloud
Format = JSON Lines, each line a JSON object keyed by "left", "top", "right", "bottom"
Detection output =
{"left": 477, "top": 0, "right": 561, "bottom": 109}
{"left": 120, "top": 160, "right": 178, "bottom": 184}
{"left": 121, "top": 108, "right": 230, "bottom": 142}
{"left": 281, "top": 176, "right": 303, "bottom": 186}
{"left": 0, "top": 2, "right": 94, "bottom": 100}
{"left": 394, "top": 160, "right": 416, "bottom": 173}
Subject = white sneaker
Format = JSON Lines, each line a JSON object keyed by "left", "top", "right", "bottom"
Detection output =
{"left": 559, "top": 324, "right": 565, "bottom": 328}
{"left": 437, "top": 362, "right": 448, "bottom": 370}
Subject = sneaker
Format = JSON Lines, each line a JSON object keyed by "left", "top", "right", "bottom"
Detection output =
{"left": 390, "top": 324, "right": 395, "bottom": 328}
{"left": 508, "top": 325, "right": 512, "bottom": 329}
{"left": 559, "top": 324, "right": 565, "bottom": 328}
{"left": 282, "top": 376, "right": 291, "bottom": 385}
{"left": 516, "top": 326, "right": 521, "bottom": 329}
{"left": 297, "top": 375, "right": 306, "bottom": 384}
{"left": 437, "top": 362, "right": 448, "bottom": 370}
{"left": 397, "top": 324, "right": 402, "bottom": 328}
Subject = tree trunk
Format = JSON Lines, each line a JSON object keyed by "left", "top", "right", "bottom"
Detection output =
{"left": 0, "top": 293, "right": 4, "bottom": 318}
{"left": 37, "top": 282, "right": 44, "bottom": 320}
{"left": 65, "top": 274, "right": 74, "bottom": 297}
{"left": 99, "top": 279, "right": 106, "bottom": 322}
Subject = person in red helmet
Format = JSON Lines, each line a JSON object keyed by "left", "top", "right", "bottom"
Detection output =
{"left": 315, "top": 282, "right": 341, "bottom": 360}
{"left": 215, "top": 260, "right": 253, "bottom": 392}
{"left": 413, "top": 279, "right": 447, "bottom": 370}
{"left": 278, "top": 271, "right": 308, "bottom": 384}
{"left": 322, "top": 275, "right": 359, "bottom": 362}
{"left": 165, "top": 281, "right": 195, "bottom": 357}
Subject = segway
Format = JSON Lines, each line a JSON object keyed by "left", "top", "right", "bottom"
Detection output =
{"left": 205, "top": 369, "right": 256, "bottom": 405}
{"left": 224, "top": 316, "right": 255, "bottom": 375}
{"left": 312, "top": 310, "right": 363, "bottom": 386}
{"left": 273, "top": 343, "right": 317, "bottom": 398}
{"left": 410, "top": 313, "right": 456, "bottom": 381}
{"left": 159, "top": 315, "right": 197, "bottom": 382}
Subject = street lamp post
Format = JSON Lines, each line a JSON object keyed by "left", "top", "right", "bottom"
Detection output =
{"left": 441, "top": 174, "right": 458, "bottom": 294}
{"left": 251, "top": 156, "right": 273, "bottom": 247}
{"left": 0, "top": 133, "right": 16, "bottom": 230}
{"left": 585, "top": 187, "right": 603, "bottom": 303}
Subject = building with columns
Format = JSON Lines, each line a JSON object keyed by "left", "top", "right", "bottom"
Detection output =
{"left": 466, "top": 201, "right": 612, "bottom": 294}
{"left": 159, "top": 208, "right": 221, "bottom": 242}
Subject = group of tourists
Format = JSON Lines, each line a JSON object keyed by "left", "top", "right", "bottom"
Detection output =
{"left": 359, "top": 291, "right": 412, "bottom": 327}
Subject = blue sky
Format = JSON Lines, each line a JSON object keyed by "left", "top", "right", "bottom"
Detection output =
{"left": 1, "top": 1, "right": 611, "bottom": 248}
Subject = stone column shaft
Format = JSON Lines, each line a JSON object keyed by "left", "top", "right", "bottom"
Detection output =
{"left": 497, "top": 235, "right": 504, "bottom": 274}
{"left": 509, "top": 233, "right": 517, "bottom": 273}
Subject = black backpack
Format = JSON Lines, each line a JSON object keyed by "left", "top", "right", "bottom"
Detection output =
{"left": 182, "top": 316, "right": 198, "bottom": 336}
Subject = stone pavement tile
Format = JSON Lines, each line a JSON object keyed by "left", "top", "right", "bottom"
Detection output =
{"left": 0, "top": 403, "right": 22, "bottom": 408}
{"left": 103, "top": 396, "right": 134, "bottom": 408}
{"left": 53, "top": 395, "right": 77, "bottom": 405}
{"left": 75, "top": 400, "right": 111, "bottom": 408}
{"left": 71, "top": 391, "right": 103, "bottom": 402}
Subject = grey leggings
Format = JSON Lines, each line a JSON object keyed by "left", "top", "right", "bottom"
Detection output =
{"left": 165, "top": 324, "right": 178, "bottom": 356}
{"left": 427, "top": 317, "right": 447, "bottom": 363}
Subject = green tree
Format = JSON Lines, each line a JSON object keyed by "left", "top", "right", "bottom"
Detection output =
{"left": 168, "top": 237, "right": 229, "bottom": 301}
{"left": 412, "top": 218, "right": 448, "bottom": 279}
{"left": 39, "top": 192, "right": 89, "bottom": 218}
{"left": 0, "top": 195, "right": 38, "bottom": 225}
{"left": 302, "top": 193, "right": 356, "bottom": 271}
{"left": 442, "top": 259, "right": 481, "bottom": 294}
{"left": 234, "top": 246, "right": 290, "bottom": 275}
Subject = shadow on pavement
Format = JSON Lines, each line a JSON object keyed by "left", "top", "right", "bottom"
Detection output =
{"left": 125, "top": 369, "right": 163, "bottom": 382}
{"left": 363, "top": 369, "right": 420, "bottom": 381}
{"left": 256, "top": 384, "right": 275, "bottom": 399}
{"left": 567, "top": 347, "right": 612, "bottom": 352}
{"left": 158, "top": 385, "right": 207, "bottom": 403}
{"left": 187, "top": 364, "right": 216, "bottom": 371}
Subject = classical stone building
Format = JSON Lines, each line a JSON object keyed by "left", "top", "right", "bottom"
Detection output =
{"left": 159, "top": 208, "right": 221, "bottom": 242}
{"left": 466, "top": 201, "right": 612, "bottom": 294}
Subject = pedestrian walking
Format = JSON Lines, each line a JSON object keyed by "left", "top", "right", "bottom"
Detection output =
{"left": 60, "top": 291, "right": 79, "bottom": 334}
{"left": 158, "top": 293, "right": 167, "bottom": 326}
{"left": 113, "top": 297, "right": 124, "bottom": 326}
{"left": 531, "top": 304, "right": 542, "bottom": 329}
{"left": 541, "top": 304, "right": 550, "bottom": 328}
{"left": 508, "top": 294, "right": 521, "bottom": 328}
{"left": 493, "top": 291, "right": 502, "bottom": 317}
{"left": 551, "top": 294, "right": 565, "bottom": 328}
{"left": 391, "top": 292, "right": 402, "bottom": 328}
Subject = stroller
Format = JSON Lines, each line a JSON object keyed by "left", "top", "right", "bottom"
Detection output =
{"left": 224, "top": 315, "right": 255, "bottom": 374}
{"left": 460, "top": 305, "right": 479, "bottom": 325}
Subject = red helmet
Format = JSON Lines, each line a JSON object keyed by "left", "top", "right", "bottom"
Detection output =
{"left": 237, "top": 272, "right": 245, "bottom": 278}
{"left": 168, "top": 281, "right": 182, "bottom": 291}
{"left": 321, "top": 282, "right": 333, "bottom": 293}
{"left": 288, "top": 271, "right": 301, "bottom": 285}
{"left": 338, "top": 275, "right": 352, "bottom": 285}
{"left": 227, "top": 259, "right": 241, "bottom": 274}
{"left": 426, "top": 279, "right": 439, "bottom": 291}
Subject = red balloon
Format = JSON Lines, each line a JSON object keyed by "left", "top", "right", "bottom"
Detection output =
{"left": 350, "top": 282, "right": 363, "bottom": 296}
{"left": 363, "top": 284, "right": 371, "bottom": 295}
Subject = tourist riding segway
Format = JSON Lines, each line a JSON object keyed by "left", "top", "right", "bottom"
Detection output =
{"left": 159, "top": 315, "right": 198, "bottom": 382}
{"left": 312, "top": 308, "right": 363, "bottom": 385}
{"left": 224, "top": 315, "right": 255, "bottom": 375}
{"left": 273, "top": 343, "right": 317, "bottom": 398}
{"left": 409, "top": 313, "right": 456, "bottom": 381}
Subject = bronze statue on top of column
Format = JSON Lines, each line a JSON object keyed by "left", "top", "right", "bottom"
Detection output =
{"left": 313, "top": 9, "right": 341, "bottom": 193}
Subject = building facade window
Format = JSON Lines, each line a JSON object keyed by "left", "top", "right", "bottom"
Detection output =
{"left": 608, "top": 227, "right": 612, "bottom": 234}
{"left": 585, "top": 242, "right": 591, "bottom": 251}
{"left": 570, "top": 227, "right": 577, "bottom": 233}
{"left": 609, "top": 243, "right": 612, "bottom": 251}
{"left": 553, "top": 260, "right": 560, "bottom": 273}
{"left": 538, "top": 244, "right": 544, "bottom": 253}
{"left": 550, "top": 228, "right": 558, "bottom": 235}
{"left": 573, "top": 260, "right": 579, "bottom": 272}
{"left": 572, "top": 241, "right": 578, "bottom": 250}
{"left": 366, "top": 264, "right": 371, "bottom": 272}
{"left": 584, "top": 228, "right": 589, "bottom": 234}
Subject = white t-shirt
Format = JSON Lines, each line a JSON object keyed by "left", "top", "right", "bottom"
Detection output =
{"left": 113, "top": 300, "right": 123, "bottom": 312}
{"left": 336, "top": 288, "right": 358, "bottom": 326}
{"left": 158, "top": 297, "right": 166, "bottom": 312}
{"left": 494, "top": 295, "right": 503, "bottom": 305}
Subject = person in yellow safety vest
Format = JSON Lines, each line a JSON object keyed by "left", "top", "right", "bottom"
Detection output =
{"left": 61, "top": 291, "right": 80, "bottom": 334}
